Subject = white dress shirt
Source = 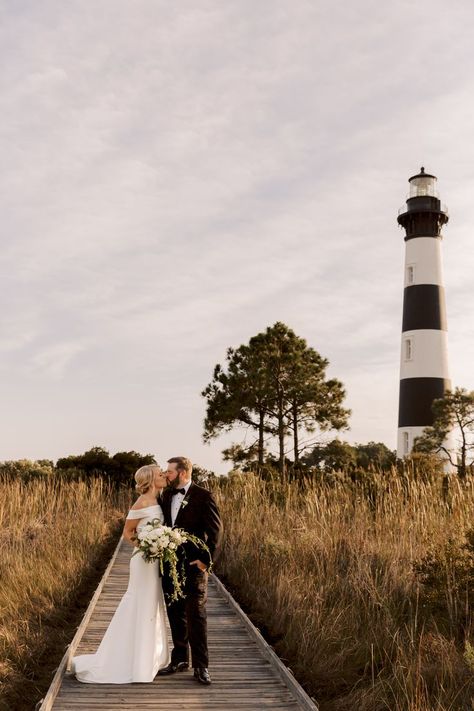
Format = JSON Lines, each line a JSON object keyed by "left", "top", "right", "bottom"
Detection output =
{"left": 171, "top": 480, "right": 192, "bottom": 526}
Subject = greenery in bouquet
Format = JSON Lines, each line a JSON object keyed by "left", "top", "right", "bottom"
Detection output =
{"left": 132, "top": 519, "right": 211, "bottom": 602}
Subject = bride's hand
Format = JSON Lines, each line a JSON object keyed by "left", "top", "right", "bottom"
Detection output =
{"left": 190, "top": 559, "right": 207, "bottom": 572}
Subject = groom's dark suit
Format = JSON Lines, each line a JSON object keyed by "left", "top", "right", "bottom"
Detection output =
{"left": 160, "top": 481, "right": 222, "bottom": 669}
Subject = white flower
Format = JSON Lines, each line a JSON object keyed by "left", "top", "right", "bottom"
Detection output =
{"left": 171, "top": 530, "right": 185, "bottom": 544}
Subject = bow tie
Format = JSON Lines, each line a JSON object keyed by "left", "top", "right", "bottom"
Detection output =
{"left": 171, "top": 488, "right": 186, "bottom": 496}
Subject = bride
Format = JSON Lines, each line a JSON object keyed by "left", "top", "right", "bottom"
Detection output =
{"left": 71, "top": 464, "right": 170, "bottom": 683}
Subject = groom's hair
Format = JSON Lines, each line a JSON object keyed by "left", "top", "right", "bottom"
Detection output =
{"left": 167, "top": 456, "right": 192, "bottom": 477}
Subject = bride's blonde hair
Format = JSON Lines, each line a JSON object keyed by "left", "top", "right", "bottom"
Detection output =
{"left": 134, "top": 464, "right": 160, "bottom": 495}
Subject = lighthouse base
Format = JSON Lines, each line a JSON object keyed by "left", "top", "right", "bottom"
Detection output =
{"left": 397, "top": 426, "right": 425, "bottom": 459}
{"left": 397, "top": 426, "right": 456, "bottom": 472}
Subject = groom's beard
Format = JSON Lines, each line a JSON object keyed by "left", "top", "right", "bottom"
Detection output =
{"left": 167, "top": 477, "right": 180, "bottom": 488}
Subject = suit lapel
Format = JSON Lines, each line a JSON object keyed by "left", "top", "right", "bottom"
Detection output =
{"left": 174, "top": 482, "right": 195, "bottom": 527}
{"left": 160, "top": 490, "right": 173, "bottom": 527}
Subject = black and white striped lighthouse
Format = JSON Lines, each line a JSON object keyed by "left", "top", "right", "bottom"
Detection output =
{"left": 397, "top": 168, "right": 451, "bottom": 458}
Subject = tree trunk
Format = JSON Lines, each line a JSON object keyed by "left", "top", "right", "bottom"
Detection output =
{"left": 278, "top": 391, "right": 286, "bottom": 478}
{"left": 460, "top": 427, "right": 467, "bottom": 479}
{"left": 293, "top": 400, "right": 299, "bottom": 467}
{"left": 279, "top": 417, "right": 286, "bottom": 478}
{"left": 258, "top": 408, "right": 265, "bottom": 466}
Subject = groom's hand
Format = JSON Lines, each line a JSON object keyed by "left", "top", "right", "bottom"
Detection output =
{"left": 190, "top": 559, "right": 207, "bottom": 572}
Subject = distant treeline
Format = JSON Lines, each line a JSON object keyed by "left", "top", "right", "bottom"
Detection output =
{"left": 227, "top": 439, "right": 397, "bottom": 480}
{"left": 0, "top": 447, "right": 154, "bottom": 486}
{"left": 0, "top": 441, "right": 433, "bottom": 490}
{"left": 0, "top": 447, "right": 217, "bottom": 487}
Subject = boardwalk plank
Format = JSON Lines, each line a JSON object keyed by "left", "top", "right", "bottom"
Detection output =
{"left": 38, "top": 539, "right": 317, "bottom": 711}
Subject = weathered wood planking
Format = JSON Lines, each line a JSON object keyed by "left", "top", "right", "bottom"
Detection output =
{"left": 38, "top": 539, "right": 318, "bottom": 711}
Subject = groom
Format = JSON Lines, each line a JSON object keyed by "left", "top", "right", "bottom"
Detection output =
{"left": 158, "top": 456, "right": 222, "bottom": 685}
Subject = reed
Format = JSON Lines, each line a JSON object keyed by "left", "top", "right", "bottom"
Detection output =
{"left": 213, "top": 470, "right": 474, "bottom": 710}
{"left": 0, "top": 475, "right": 130, "bottom": 711}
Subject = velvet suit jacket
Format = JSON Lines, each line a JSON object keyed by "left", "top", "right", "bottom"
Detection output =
{"left": 160, "top": 482, "right": 222, "bottom": 573}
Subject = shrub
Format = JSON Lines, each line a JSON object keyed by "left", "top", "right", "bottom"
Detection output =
{"left": 414, "top": 528, "right": 474, "bottom": 635}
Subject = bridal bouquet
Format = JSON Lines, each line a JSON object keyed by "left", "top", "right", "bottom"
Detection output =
{"left": 132, "top": 519, "right": 210, "bottom": 601}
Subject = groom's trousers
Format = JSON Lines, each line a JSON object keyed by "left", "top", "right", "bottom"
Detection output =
{"left": 166, "top": 569, "right": 209, "bottom": 668}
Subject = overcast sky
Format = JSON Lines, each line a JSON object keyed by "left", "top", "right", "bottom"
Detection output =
{"left": 1, "top": 0, "right": 474, "bottom": 472}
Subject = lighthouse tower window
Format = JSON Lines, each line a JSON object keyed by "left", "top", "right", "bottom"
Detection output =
{"left": 407, "top": 265, "right": 415, "bottom": 285}
{"left": 404, "top": 338, "right": 413, "bottom": 361}
{"left": 403, "top": 431, "right": 410, "bottom": 455}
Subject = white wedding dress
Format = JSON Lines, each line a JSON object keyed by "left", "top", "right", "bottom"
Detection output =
{"left": 72, "top": 504, "right": 170, "bottom": 683}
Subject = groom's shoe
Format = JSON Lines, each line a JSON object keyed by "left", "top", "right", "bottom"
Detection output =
{"left": 158, "top": 661, "right": 189, "bottom": 675}
{"left": 194, "top": 667, "right": 211, "bottom": 685}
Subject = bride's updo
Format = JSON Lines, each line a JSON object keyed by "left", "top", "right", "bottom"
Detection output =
{"left": 134, "top": 464, "right": 159, "bottom": 495}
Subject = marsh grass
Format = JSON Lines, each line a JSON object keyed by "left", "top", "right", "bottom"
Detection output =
{"left": 0, "top": 476, "right": 130, "bottom": 711}
{"left": 214, "top": 470, "right": 474, "bottom": 710}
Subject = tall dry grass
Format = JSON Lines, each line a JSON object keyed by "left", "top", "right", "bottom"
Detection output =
{"left": 213, "top": 470, "right": 474, "bottom": 711}
{"left": 0, "top": 476, "right": 130, "bottom": 710}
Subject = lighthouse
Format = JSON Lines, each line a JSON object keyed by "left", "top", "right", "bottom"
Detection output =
{"left": 397, "top": 168, "right": 451, "bottom": 459}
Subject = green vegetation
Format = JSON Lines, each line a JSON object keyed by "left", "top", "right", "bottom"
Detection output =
{"left": 414, "top": 387, "right": 474, "bottom": 478}
{"left": 202, "top": 322, "right": 350, "bottom": 477}
{"left": 0, "top": 446, "right": 155, "bottom": 485}
{"left": 302, "top": 439, "right": 396, "bottom": 473}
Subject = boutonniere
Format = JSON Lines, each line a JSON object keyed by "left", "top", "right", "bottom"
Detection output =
{"left": 180, "top": 499, "right": 189, "bottom": 509}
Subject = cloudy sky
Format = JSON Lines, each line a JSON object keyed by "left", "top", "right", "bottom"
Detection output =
{"left": 1, "top": 0, "right": 474, "bottom": 472}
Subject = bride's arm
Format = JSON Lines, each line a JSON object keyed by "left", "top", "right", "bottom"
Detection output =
{"left": 122, "top": 495, "right": 152, "bottom": 546}
{"left": 123, "top": 518, "right": 139, "bottom": 547}
{"left": 122, "top": 495, "right": 149, "bottom": 548}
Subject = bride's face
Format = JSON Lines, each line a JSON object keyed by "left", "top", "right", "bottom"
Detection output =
{"left": 153, "top": 468, "right": 167, "bottom": 489}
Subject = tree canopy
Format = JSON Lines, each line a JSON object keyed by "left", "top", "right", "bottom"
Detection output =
{"left": 56, "top": 446, "right": 156, "bottom": 485}
{"left": 413, "top": 387, "right": 474, "bottom": 478}
{"left": 302, "top": 439, "right": 396, "bottom": 474}
{"left": 202, "top": 322, "right": 350, "bottom": 476}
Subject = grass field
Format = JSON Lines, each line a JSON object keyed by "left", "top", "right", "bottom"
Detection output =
{"left": 0, "top": 476, "right": 130, "bottom": 711}
{"left": 3, "top": 466, "right": 473, "bottom": 710}
{"left": 213, "top": 469, "right": 474, "bottom": 711}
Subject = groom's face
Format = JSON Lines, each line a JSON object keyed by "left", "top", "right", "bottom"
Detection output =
{"left": 166, "top": 462, "right": 181, "bottom": 487}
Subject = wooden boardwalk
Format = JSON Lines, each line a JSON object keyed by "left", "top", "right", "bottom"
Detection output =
{"left": 39, "top": 539, "right": 318, "bottom": 711}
